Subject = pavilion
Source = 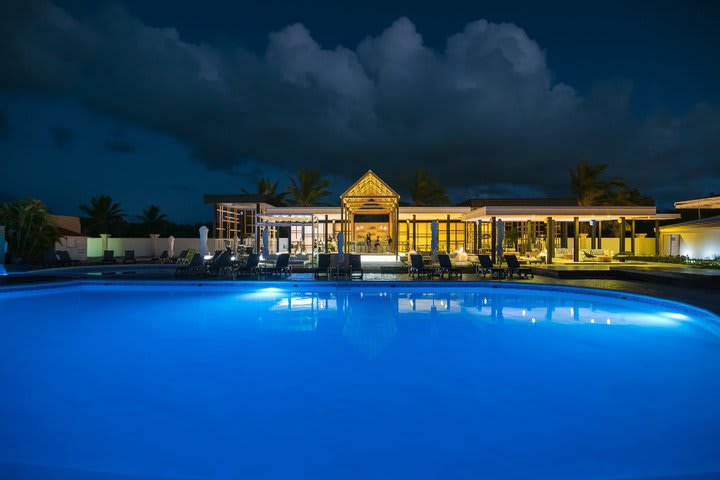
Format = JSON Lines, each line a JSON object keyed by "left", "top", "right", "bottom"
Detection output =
{"left": 204, "top": 170, "right": 677, "bottom": 265}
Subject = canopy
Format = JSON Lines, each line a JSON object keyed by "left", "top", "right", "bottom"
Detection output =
{"left": 337, "top": 231, "right": 345, "bottom": 263}
{"left": 262, "top": 228, "right": 269, "bottom": 258}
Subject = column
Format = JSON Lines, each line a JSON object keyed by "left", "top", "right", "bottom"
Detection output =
{"left": 526, "top": 220, "right": 532, "bottom": 253}
{"left": 591, "top": 221, "right": 597, "bottom": 249}
{"left": 655, "top": 219, "right": 660, "bottom": 256}
{"left": 561, "top": 222, "right": 568, "bottom": 248}
{"left": 412, "top": 215, "right": 417, "bottom": 251}
{"left": 212, "top": 204, "right": 218, "bottom": 251}
{"left": 546, "top": 217, "right": 554, "bottom": 264}
{"left": 630, "top": 219, "right": 636, "bottom": 255}
{"left": 619, "top": 216, "right": 626, "bottom": 253}
{"left": 473, "top": 221, "right": 478, "bottom": 254}
{"left": 254, "top": 203, "right": 260, "bottom": 254}
{"left": 150, "top": 234, "right": 160, "bottom": 258}
{"left": 573, "top": 217, "right": 579, "bottom": 262}
{"left": 394, "top": 207, "right": 400, "bottom": 258}
{"left": 597, "top": 220, "right": 603, "bottom": 249}
{"left": 324, "top": 215, "right": 329, "bottom": 253}
{"left": 446, "top": 214, "right": 451, "bottom": 253}
{"left": 491, "top": 217, "right": 497, "bottom": 264}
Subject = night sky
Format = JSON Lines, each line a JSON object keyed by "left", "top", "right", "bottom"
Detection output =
{"left": 1, "top": 0, "right": 719, "bottom": 222}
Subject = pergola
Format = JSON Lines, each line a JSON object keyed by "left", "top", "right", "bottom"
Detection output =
{"left": 340, "top": 170, "right": 401, "bottom": 257}
{"left": 462, "top": 206, "right": 678, "bottom": 263}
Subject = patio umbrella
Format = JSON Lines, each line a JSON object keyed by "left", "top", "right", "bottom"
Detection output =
{"left": 168, "top": 236, "right": 175, "bottom": 258}
{"left": 262, "top": 227, "right": 269, "bottom": 258}
{"left": 431, "top": 220, "right": 439, "bottom": 253}
{"left": 496, "top": 219, "right": 505, "bottom": 265}
{"left": 199, "top": 225, "right": 209, "bottom": 257}
{"left": 337, "top": 231, "right": 344, "bottom": 263}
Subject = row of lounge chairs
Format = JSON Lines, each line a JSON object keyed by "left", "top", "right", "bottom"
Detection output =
{"left": 474, "top": 254, "right": 534, "bottom": 279}
{"left": 314, "top": 254, "right": 363, "bottom": 280}
{"left": 175, "top": 251, "right": 293, "bottom": 278}
{"left": 55, "top": 250, "right": 138, "bottom": 266}
{"left": 408, "top": 254, "right": 462, "bottom": 279}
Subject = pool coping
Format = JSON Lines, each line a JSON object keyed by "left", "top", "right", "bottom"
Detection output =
{"left": 2, "top": 278, "right": 718, "bottom": 324}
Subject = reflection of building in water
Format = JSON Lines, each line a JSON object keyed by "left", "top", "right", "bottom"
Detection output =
{"left": 261, "top": 292, "right": 338, "bottom": 332}
{"left": 343, "top": 292, "right": 398, "bottom": 358}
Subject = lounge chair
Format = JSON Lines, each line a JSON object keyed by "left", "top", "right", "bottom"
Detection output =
{"left": 331, "top": 255, "right": 351, "bottom": 279}
{"left": 262, "top": 253, "right": 291, "bottom": 276}
{"left": 349, "top": 254, "right": 364, "bottom": 279}
{"left": 504, "top": 255, "right": 534, "bottom": 279}
{"left": 169, "top": 250, "right": 188, "bottom": 264}
{"left": 101, "top": 250, "right": 116, "bottom": 265}
{"left": 314, "top": 254, "right": 331, "bottom": 279}
{"left": 122, "top": 250, "right": 137, "bottom": 264}
{"left": 56, "top": 250, "right": 81, "bottom": 267}
{"left": 205, "top": 250, "right": 233, "bottom": 277}
{"left": 236, "top": 253, "right": 261, "bottom": 277}
{"left": 409, "top": 254, "right": 433, "bottom": 278}
{"left": 437, "top": 254, "right": 462, "bottom": 279}
{"left": 151, "top": 250, "right": 168, "bottom": 263}
{"left": 475, "top": 255, "right": 506, "bottom": 279}
{"left": 175, "top": 253, "right": 204, "bottom": 276}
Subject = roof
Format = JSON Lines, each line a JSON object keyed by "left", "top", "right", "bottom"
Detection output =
{"left": 204, "top": 193, "right": 274, "bottom": 205}
{"left": 457, "top": 198, "right": 578, "bottom": 207}
{"left": 674, "top": 195, "right": 720, "bottom": 209}
{"left": 340, "top": 170, "right": 399, "bottom": 199}
{"left": 51, "top": 215, "right": 83, "bottom": 236}
{"left": 462, "top": 205, "right": 669, "bottom": 222}
{"left": 660, "top": 214, "right": 720, "bottom": 232}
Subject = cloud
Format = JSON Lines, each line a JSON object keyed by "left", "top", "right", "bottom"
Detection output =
{"left": 51, "top": 126, "right": 73, "bottom": 148}
{"left": 0, "top": 110, "right": 8, "bottom": 138}
{"left": 104, "top": 139, "right": 136, "bottom": 154}
{"left": 0, "top": 1, "right": 719, "bottom": 205}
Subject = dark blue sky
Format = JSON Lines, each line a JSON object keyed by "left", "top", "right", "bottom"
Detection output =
{"left": 1, "top": 0, "right": 719, "bottom": 221}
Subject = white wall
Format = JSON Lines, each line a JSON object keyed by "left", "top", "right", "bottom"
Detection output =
{"left": 56, "top": 236, "right": 88, "bottom": 261}
{"left": 661, "top": 231, "right": 720, "bottom": 259}
{"left": 565, "top": 235, "right": 656, "bottom": 255}
{"left": 85, "top": 237, "right": 205, "bottom": 258}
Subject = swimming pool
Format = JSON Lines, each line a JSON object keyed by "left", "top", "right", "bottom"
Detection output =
{"left": 1, "top": 281, "right": 719, "bottom": 479}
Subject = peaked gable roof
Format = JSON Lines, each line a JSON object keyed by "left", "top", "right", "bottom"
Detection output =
{"left": 341, "top": 170, "right": 399, "bottom": 199}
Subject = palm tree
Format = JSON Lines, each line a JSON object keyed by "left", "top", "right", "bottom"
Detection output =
{"left": 0, "top": 199, "right": 63, "bottom": 263}
{"left": 569, "top": 161, "right": 626, "bottom": 206}
{"left": 79, "top": 195, "right": 125, "bottom": 235}
{"left": 287, "top": 170, "right": 330, "bottom": 206}
{"left": 244, "top": 178, "right": 287, "bottom": 206}
{"left": 137, "top": 204, "right": 167, "bottom": 224}
{"left": 409, "top": 170, "right": 450, "bottom": 206}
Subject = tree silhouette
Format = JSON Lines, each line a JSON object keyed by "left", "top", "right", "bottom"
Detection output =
{"left": 287, "top": 170, "right": 330, "bottom": 206}
{"left": 137, "top": 204, "right": 168, "bottom": 224}
{"left": 79, "top": 195, "right": 125, "bottom": 235}
{"left": 410, "top": 170, "right": 450, "bottom": 206}
{"left": 244, "top": 178, "right": 287, "bottom": 206}
{"left": 569, "top": 161, "right": 626, "bottom": 206}
{"left": 0, "top": 199, "right": 62, "bottom": 263}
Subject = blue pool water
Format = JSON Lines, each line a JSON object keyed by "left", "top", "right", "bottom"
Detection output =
{"left": 1, "top": 282, "right": 720, "bottom": 480}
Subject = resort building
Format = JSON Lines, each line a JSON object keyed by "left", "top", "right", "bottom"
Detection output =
{"left": 660, "top": 195, "right": 720, "bottom": 259}
{"left": 205, "top": 170, "right": 677, "bottom": 264}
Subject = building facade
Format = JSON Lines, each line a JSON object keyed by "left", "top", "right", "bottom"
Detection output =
{"left": 205, "top": 170, "right": 676, "bottom": 264}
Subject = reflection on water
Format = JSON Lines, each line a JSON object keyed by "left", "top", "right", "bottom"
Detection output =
{"left": 231, "top": 288, "right": 705, "bottom": 356}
